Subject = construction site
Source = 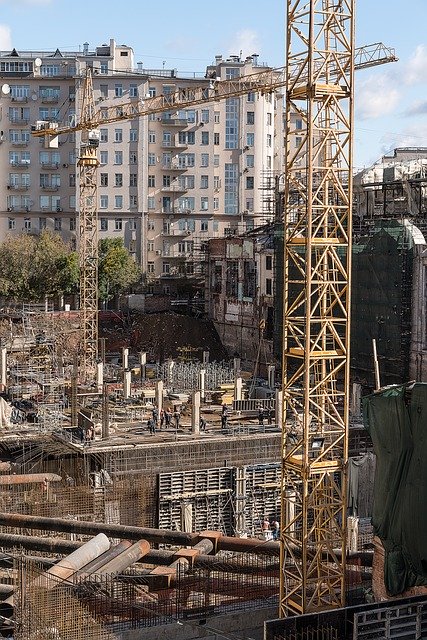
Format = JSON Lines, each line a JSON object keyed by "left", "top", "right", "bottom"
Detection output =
{"left": 0, "top": 1, "right": 426, "bottom": 640}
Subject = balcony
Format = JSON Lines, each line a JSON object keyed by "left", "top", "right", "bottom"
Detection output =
{"left": 11, "top": 140, "right": 29, "bottom": 147}
{"left": 11, "top": 96, "right": 28, "bottom": 103}
{"left": 162, "top": 228, "right": 192, "bottom": 237}
{"left": 40, "top": 94, "right": 60, "bottom": 104}
{"left": 41, "top": 161, "right": 60, "bottom": 170}
{"left": 161, "top": 181, "right": 187, "bottom": 193}
{"left": 162, "top": 250, "right": 187, "bottom": 258}
{"left": 10, "top": 160, "right": 30, "bottom": 168}
{"left": 40, "top": 183, "right": 59, "bottom": 191}
{"left": 162, "top": 162, "right": 186, "bottom": 171}
{"left": 9, "top": 116, "right": 29, "bottom": 125}
{"left": 7, "top": 183, "right": 29, "bottom": 191}
{"left": 161, "top": 139, "right": 188, "bottom": 149}
{"left": 160, "top": 117, "right": 188, "bottom": 127}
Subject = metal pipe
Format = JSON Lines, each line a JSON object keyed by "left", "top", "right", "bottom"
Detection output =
{"left": 93, "top": 539, "right": 150, "bottom": 576}
{"left": 0, "top": 473, "right": 62, "bottom": 485}
{"left": 0, "top": 532, "right": 82, "bottom": 555}
{"left": 73, "top": 540, "right": 133, "bottom": 579}
{"left": 0, "top": 512, "right": 279, "bottom": 554}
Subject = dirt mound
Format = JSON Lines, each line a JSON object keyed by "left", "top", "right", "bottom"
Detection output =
{"left": 100, "top": 311, "right": 229, "bottom": 363}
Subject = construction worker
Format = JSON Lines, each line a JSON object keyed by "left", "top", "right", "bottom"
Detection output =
{"left": 159, "top": 408, "right": 165, "bottom": 429}
{"left": 258, "top": 406, "right": 264, "bottom": 426}
{"left": 147, "top": 417, "right": 156, "bottom": 434}
{"left": 199, "top": 416, "right": 207, "bottom": 431}
{"left": 165, "top": 407, "right": 172, "bottom": 428}
{"left": 173, "top": 407, "right": 181, "bottom": 429}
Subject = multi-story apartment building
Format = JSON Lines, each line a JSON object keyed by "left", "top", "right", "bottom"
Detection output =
{"left": 0, "top": 40, "right": 284, "bottom": 295}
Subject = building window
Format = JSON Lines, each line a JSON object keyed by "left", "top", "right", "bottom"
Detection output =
{"left": 201, "top": 175, "right": 209, "bottom": 189}
{"left": 115, "top": 218, "right": 123, "bottom": 231}
{"left": 70, "top": 217, "right": 76, "bottom": 231}
{"left": 114, "top": 151, "right": 123, "bottom": 165}
{"left": 130, "top": 195, "right": 138, "bottom": 208}
{"left": 100, "top": 128, "right": 108, "bottom": 143}
{"left": 148, "top": 153, "right": 156, "bottom": 166}
{"left": 201, "top": 109, "right": 209, "bottom": 123}
{"left": 100, "top": 62, "right": 108, "bottom": 75}
{"left": 115, "top": 195, "right": 123, "bottom": 209}
{"left": 129, "top": 152, "right": 137, "bottom": 164}
{"left": 130, "top": 173, "right": 137, "bottom": 187}
{"left": 39, "top": 217, "right": 46, "bottom": 230}
{"left": 201, "top": 131, "right": 209, "bottom": 145}
{"left": 148, "top": 196, "right": 155, "bottom": 209}
{"left": 148, "top": 87, "right": 156, "bottom": 97}
{"left": 266, "top": 278, "right": 272, "bottom": 295}
{"left": 266, "top": 255, "right": 273, "bottom": 271}
{"left": 69, "top": 173, "right": 76, "bottom": 187}
{"left": 296, "top": 119, "right": 303, "bottom": 130}
{"left": 214, "top": 133, "right": 220, "bottom": 145}
{"left": 129, "top": 218, "right": 137, "bottom": 230}
{"left": 214, "top": 111, "right": 220, "bottom": 123}
{"left": 246, "top": 176, "right": 254, "bottom": 189}
{"left": 247, "top": 132, "right": 254, "bottom": 146}
{"left": 201, "top": 153, "right": 209, "bottom": 167}
{"left": 115, "top": 173, "right": 123, "bottom": 187}
{"left": 201, "top": 221, "right": 208, "bottom": 232}
{"left": 54, "top": 218, "right": 62, "bottom": 231}
{"left": 267, "top": 133, "right": 272, "bottom": 147}
{"left": 147, "top": 241, "right": 154, "bottom": 252}
{"left": 200, "top": 197, "right": 209, "bottom": 211}
{"left": 214, "top": 176, "right": 221, "bottom": 189}
{"left": 100, "top": 151, "right": 108, "bottom": 164}
{"left": 114, "top": 128, "right": 123, "bottom": 143}
{"left": 100, "top": 195, "right": 108, "bottom": 209}
{"left": 267, "top": 112, "right": 272, "bottom": 126}
{"left": 247, "top": 112, "right": 255, "bottom": 125}
{"left": 115, "top": 83, "right": 123, "bottom": 97}
{"left": 129, "top": 84, "right": 138, "bottom": 98}
{"left": 148, "top": 220, "right": 155, "bottom": 230}
{"left": 247, "top": 91, "right": 256, "bottom": 102}
{"left": 225, "top": 163, "right": 238, "bottom": 214}
{"left": 246, "top": 155, "right": 254, "bottom": 168}
{"left": 8, "top": 218, "right": 15, "bottom": 230}
{"left": 225, "top": 98, "right": 239, "bottom": 149}
{"left": 148, "top": 175, "right": 155, "bottom": 187}
{"left": 130, "top": 129, "right": 137, "bottom": 142}
{"left": 100, "top": 84, "right": 108, "bottom": 98}
{"left": 100, "top": 218, "right": 108, "bottom": 231}
{"left": 214, "top": 154, "right": 220, "bottom": 167}
{"left": 162, "top": 262, "right": 170, "bottom": 274}
{"left": 147, "top": 261, "right": 155, "bottom": 273}
{"left": 148, "top": 130, "right": 156, "bottom": 143}
{"left": 100, "top": 173, "right": 108, "bottom": 187}
{"left": 213, "top": 197, "right": 219, "bottom": 211}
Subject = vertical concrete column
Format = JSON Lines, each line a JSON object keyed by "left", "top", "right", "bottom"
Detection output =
{"left": 139, "top": 351, "right": 147, "bottom": 381}
{"left": 123, "top": 371, "right": 131, "bottom": 399}
{"left": 101, "top": 383, "right": 109, "bottom": 440}
{"left": 122, "top": 347, "right": 129, "bottom": 371}
{"left": 155, "top": 380, "right": 164, "bottom": 412}
{"left": 0, "top": 347, "right": 7, "bottom": 389}
{"left": 199, "top": 369, "right": 206, "bottom": 402}
{"left": 191, "top": 391, "right": 201, "bottom": 434}
{"left": 99, "top": 338, "right": 106, "bottom": 365}
{"left": 267, "top": 365, "right": 275, "bottom": 389}
{"left": 234, "top": 376, "right": 243, "bottom": 401}
{"left": 234, "top": 466, "right": 247, "bottom": 537}
{"left": 96, "top": 362, "right": 103, "bottom": 391}
{"left": 275, "top": 389, "right": 283, "bottom": 429}
{"left": 203, "top": 351, "right": 210, "bottom": 365}
{"left": 167, "top": 360, "right": 175, "bottom": 387}
{"left": 233, "top": 357, "right": 241, "bottom": 375}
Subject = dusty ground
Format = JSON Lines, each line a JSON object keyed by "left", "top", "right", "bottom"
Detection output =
{"left": 100, "top": 311, "right": 229, "bottom": 363}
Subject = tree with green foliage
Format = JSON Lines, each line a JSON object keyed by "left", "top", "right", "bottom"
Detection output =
{"left": 98, "top": 238, "right": 141, "bottom": 304}
{"left": 0, "top": 231, "right": 79, "bottom": 301}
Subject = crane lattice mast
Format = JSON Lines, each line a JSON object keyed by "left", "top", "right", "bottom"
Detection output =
{"left": 280, "top": 0, "right": 354, "bottom": 616}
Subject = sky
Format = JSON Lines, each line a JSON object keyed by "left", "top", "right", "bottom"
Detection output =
{"left": 0, "top": 0, "right": 425, "bottom": 169}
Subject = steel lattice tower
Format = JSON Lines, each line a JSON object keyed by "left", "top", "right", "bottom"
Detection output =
{"left": 77, "top": 69, "right": 99, "bottom": 382}
{"left": 280, "top": 0, "right": 354, "bottom": 616}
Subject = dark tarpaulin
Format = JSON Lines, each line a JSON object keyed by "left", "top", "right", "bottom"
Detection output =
{"left": 363, "top": 383, "right": 427, "bottom": 595}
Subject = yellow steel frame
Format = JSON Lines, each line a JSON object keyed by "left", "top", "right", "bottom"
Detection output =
{"left": 77, "top": 70, "right": 99, "bottom": 383}
{"left": 280, "top": 0, "right": 354, "bottom": 616}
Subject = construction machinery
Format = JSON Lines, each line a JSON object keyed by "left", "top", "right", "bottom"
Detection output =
{"left": 32, "top": 21, "right": 395, "bottom": 616}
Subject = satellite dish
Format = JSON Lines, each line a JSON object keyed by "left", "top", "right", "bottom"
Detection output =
{"left": 1, "top": 84, "right": 10, "bottom": 95}
{"left": 34, "top": 57, "right": 42, "bottom": 68}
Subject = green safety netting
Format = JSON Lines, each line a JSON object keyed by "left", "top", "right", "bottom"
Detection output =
{"left": 363, "top": 382, "right": 427, "bottom": 595}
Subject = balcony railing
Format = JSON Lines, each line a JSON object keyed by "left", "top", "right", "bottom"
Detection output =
{"left": 40, "top": 94, "right": 60, "bottom": 103}
{"left": 10, "top": 160, "right": 30, "bottom": 168}
{"left": 40, "top": 183, "right": 59, "bottom": 191}
{"left": 41, "top": 162, "right": 59, "bottom": 170}
{"left": 11, "top": 96, "right": 28, "bottom": 103}
{"left": 161, "top": 182, "right": 187, "bottom": 193}
{"left": 7, "top": 184, "right": 29, "bottom": 191}
{"left": 9, "top": 116, "right": 29, "bottom": 125}
{"left": 160, "top": 117, "right": 188, "bottom": 127}
{"left": 11, "top": 140, "right": 29, "bottom": 147}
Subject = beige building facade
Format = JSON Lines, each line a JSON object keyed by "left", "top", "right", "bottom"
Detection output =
{"left": 0, "top": 39, "right": 284, "bottom": 295}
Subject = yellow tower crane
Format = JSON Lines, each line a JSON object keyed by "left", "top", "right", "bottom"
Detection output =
{"left": 33, "top": 27, "right": 395, "bottom": 614}
{"left": 281, "top": 0, "right": 355, "bottom": 616}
